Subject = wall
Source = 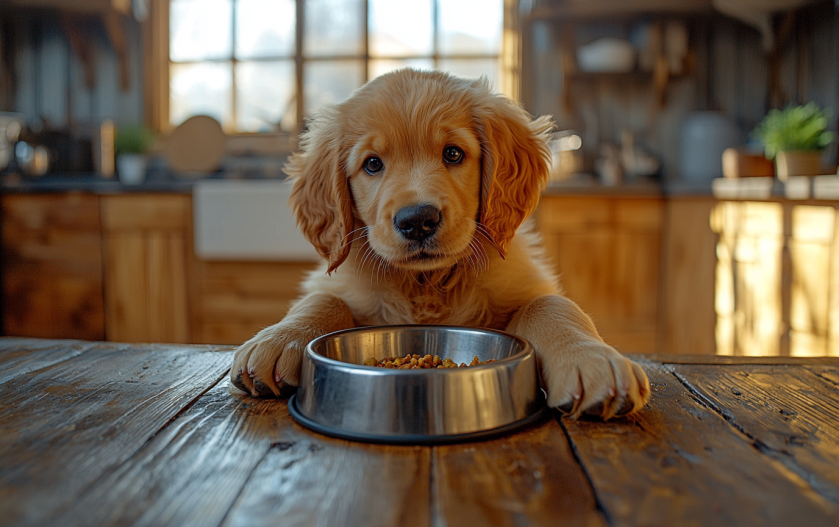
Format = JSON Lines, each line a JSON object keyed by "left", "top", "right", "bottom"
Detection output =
{"left": 0, "top": 7, "right": 144, "bottom": 128}
{"left": 524, "top": 2, "right": 839, "bottom": 182}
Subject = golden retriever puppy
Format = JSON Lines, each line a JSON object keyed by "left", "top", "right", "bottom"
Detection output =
{"left": 230, "top": 69, "right": 650, "bottom": 419}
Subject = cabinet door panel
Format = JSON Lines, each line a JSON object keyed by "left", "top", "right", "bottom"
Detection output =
{"left": 146, "top": 233, "right": 189, "bottom": 343}
{"left": 101, "top": 195, "right": 191, "bottom": 343}
{"left": 549, "top": 230, "right": 614, "bottom": 326}
{"left": 614, "top": 230, "right": 660, "bottom": 326}
{"left": 2, "top": 195, "right": 105, "bottom": 340}
{"left": 103, "top": 232, "right": 148, "bottom": 342}
{"left": 196, "top": 261, "right": 316, "bottom": 344}
{"left": 538, "top": 196, "right": 663, "bottom": 354}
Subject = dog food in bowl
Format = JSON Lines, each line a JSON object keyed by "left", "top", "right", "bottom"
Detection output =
{"left": 363, "top": 354, "right": 496, "bottom": 369}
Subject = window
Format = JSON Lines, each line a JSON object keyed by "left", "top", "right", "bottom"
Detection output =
{"left": 168, "top": 0, "right": 505, "bottom": 133}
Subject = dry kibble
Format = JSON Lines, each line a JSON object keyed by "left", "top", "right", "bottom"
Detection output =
{"left": 364, "top": 353, "right": 497, "bottom": 369}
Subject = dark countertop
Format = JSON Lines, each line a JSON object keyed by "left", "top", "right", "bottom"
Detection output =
{"left": 3, "top": 172, "right": 711, "bottom": 197}
{"left": 10, "top": 172, "right": 838, "bottom": 201}
{"left": 0, "top": 173, "right": 196, "bottom": 194}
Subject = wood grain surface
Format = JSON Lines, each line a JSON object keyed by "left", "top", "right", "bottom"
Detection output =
{"left": 537, "top": 196, "right": 664, "bottom": 354}
{"left": 0, "top": 342, "right": 231, "bottom": 525}
{"left": 561, "top": 359, "right": 839, "bottom": 526}
{"left": 660, "top": 197, "right": 718, "bottom": 356}
{"left": 433, "top": 418, "right": 606, "bottom": 527}
{"left": 1, "top": 340, "right": 839, "bottom": 527}
{"left": 1, "top": 194, "right": 106, "bottom": 340}
{"left": 222, "top": 427, "right": 431, "bottom": 527}
{"left": 673, "top": 364, "right": 839, "bottom": 505}
{"left": 101, "top": 195, "right": 192, "bottom": 343}
{"left": 55, "top": 381, "right": 289, "bottom": 527}
{"left": 0, "top": 337, "right": 97, "bottom": 385}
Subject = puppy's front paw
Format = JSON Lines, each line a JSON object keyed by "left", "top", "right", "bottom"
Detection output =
{"left": 230, "top": 323, "right": 324, "bottom": 398}
{"left": 541, "top": 342, "right": 650, "bottom": 420}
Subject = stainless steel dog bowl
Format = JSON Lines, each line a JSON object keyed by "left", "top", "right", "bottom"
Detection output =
{"left": 288, "top": 325, "right": 546, "bottom": 444}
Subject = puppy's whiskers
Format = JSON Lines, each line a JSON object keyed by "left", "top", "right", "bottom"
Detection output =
{"left": 324, "top": 225, "right": 369, "bottom": 255}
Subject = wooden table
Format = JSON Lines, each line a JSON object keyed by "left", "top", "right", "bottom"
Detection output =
{"left": 1, "top": 338, "right": 838, "bottom": 526}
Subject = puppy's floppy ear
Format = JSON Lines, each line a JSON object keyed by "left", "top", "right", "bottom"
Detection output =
{"left": 473, "top": 83, "right": 553, "bottom": 258}
{"left": 286, "top": 107, "right": 354, "bottom": 273}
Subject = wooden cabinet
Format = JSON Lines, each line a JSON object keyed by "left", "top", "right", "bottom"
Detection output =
{"left": 537, "top": 195, "right": 664, "bottom": 354}
{"left": 100, "top": 195, "right": 192, "bottom": 343}
{"left": 2, "top": 194, "right": 105, "bottom": 340}
{"left": 0, "top": 191, "right": 740, "bottom": 354}
{"left": 193, "top": 261, "right": 316, "bottom": 345}
{"left": 713, "top": 200, "right": 839, "bottom": 357}
{"left": 660, "top": 197, "right": 718, "bottom": 355}
{"left": 2, "top": 192, "right": 316, "bottom": 346}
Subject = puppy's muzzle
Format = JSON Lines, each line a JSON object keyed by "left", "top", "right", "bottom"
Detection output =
{"left": 393, "top": 204, "right": 442, "bottom": 242}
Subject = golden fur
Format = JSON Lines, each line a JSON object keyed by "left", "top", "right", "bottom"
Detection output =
{"left": 230, "top": 69, "right": 650, "bottom": 419}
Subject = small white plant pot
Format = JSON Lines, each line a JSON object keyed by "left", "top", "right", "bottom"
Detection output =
{"left": 117, "top": 154, "right": 147, "bottom": 185}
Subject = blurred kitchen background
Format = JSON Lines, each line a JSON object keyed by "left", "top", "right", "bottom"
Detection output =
{"left": 0, "top": 0, "right": 838, "bottom": 358}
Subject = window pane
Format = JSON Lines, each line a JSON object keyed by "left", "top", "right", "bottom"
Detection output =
{"left": 170, "top": 0, "right": 232, "bottom": 61}
{"left": 369, "top": 0, "right": 432, "bottom": 57}
{"left": 369, "top": 59, "right": 434, "bottom": 81}
{"left": 439, "top": 0, "right": 502, "bottom": 55}
{"left": 305, "top": 60, "right": 364, "bottom": 115}
{"left": 304, "top": 0, "right": 364, "bottom": 57}
{"left": 236, "top": 0, "right": 295, "bottom": 59}
{"left": 236, "top": 61, "right": 296, "bottom": 132}
{"left": 438, "top": 59, "right": 500, "bottom": 87}
{"left": 170, "top": 63, "right": 232, "bottom": 128}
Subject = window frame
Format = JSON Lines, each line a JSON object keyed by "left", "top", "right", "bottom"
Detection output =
{"left": 145, "top": 0, "right": 518, "bottom": 134}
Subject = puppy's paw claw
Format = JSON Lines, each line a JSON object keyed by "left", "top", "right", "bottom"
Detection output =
{"left": 543, "top": 343, "right": 650, "bottom": 420}
{"left": 229, "top": 324, "right": 321, "bottom": 399}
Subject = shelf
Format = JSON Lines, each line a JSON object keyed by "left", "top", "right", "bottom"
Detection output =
{"left": 527, "top": 0, "right": 713, "bottom": 21}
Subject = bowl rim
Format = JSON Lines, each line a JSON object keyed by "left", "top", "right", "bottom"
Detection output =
{"left": 304, "top": 324, "right": 535, "bottom": 375}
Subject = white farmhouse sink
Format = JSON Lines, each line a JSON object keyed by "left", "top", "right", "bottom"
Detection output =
{"left": 193, "top": 180, "right": 319, "bottom": 261}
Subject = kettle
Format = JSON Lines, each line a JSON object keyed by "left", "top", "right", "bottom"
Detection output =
{"left": 680, "top": 112, "right": 743, "bottom": 183}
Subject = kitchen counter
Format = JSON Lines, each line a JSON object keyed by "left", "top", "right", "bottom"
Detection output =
{"left": 3, "top": 173, "right": 689, "bottom": 197}
{"left": 2, "top": 337, "right": 839, "bottom": 526}
{"left": 0, "top": 173, "right": 195, "bottom": 194}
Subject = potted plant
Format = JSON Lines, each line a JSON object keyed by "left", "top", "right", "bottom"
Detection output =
{"left": 752, "top": 103, "right": 835, "bottom": 180}
{"left": 115, "top": 125, "right": 155, "bottom": 185}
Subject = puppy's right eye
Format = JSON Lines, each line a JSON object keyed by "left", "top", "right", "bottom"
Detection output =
{"left": 363, "top": 156, "right": 384, "bottom": 175}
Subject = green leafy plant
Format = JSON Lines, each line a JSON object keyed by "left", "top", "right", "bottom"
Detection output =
{"left": 752, "top": 103, "right": 835, "bottom": 159}
{"left": 115, "top": 125, "right": 156, "bottom": 155}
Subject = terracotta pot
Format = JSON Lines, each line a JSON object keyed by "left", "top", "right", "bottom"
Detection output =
{"left": 775, "top": 150, "right": 824, "bottom": 181}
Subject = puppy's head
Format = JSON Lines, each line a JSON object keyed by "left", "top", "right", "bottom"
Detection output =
{"left": 287, "top": 69, "right": 552, "bottom": 274}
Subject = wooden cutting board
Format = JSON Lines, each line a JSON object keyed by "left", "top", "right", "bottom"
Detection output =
{"left": 165, "top": 115, "right": 227, "bottom": 174}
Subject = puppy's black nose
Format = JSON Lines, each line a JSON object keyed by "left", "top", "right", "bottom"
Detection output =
{"left": 393, "top": 205, "right": 442, "bottom": 241}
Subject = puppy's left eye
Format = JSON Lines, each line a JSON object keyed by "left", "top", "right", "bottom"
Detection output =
{"left": 443, "top": 145, "right": 464, "bottom": 164}
{"left": 363, "top": 156, "right": 384, "bottom": 175}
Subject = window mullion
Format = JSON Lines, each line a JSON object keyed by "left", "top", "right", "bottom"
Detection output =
{"left": 295, "top": 0, "right": 305, "bottom": 131}
{"left": 231, "top": 0, "right": 238, "bottom": 131}
{"left": 363, "top": 0, "right": 369, "bottom": 83}
{"left": 432, "top": 0, "right": 439, "bottom": 69}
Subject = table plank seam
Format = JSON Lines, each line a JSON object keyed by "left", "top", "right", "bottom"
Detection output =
{"left": 668, "top": 367, "right": 839, "bottom": 508}
{"left": 555, "top": 413, "right": 615, "bottom": 526}
{"left": 429, "top": 448, "right": 444, "bottom": 527}
{"left": 141, "top": 368, "right": 232, "bottom": 446}
{"left": 215, "top": 441, "right": 276, "bottom": 527}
